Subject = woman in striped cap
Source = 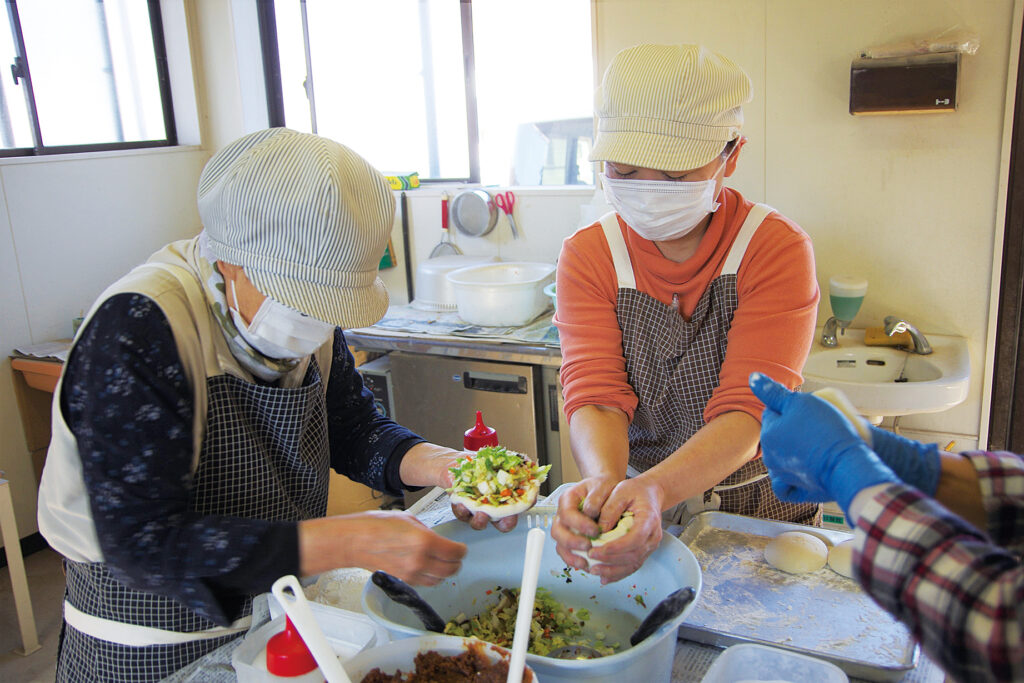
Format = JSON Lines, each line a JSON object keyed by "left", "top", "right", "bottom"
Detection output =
{"left": 37, "top": 128, "right": 496, "bottom": 681}
{"left": 551, "top": 44, "right": 821, "bottom": 584}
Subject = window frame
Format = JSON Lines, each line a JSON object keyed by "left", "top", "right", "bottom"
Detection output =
{"left": 0, "top": 0, "right": 177, "bottom": 158}
{"left": 258, "top": 0, "right": 488, "bottom": 184}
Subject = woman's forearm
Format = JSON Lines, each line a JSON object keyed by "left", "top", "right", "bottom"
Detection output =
{"left": 568, "top": 405, "right": 631, "bottom": 479}
{"left": 636, "top": 411, "right": 761, "bottom": 510}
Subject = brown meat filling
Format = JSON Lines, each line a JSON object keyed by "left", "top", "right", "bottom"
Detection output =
{"left": 360, "top": 642, "right": 531, "bottom": 683}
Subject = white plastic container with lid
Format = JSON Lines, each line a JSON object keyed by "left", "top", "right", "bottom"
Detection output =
{"left": 446, "top": 261, "right": 555, "bottom": 327}
{"left": 701, "top": 643, "right": 848, "bottom": 683}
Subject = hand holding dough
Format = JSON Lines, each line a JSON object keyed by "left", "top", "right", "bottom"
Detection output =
{"left": 765, "top": 531, "right": 828, "bottom": 574}
{"left": 572, "top": 511, "right": 635, "bottom": 568}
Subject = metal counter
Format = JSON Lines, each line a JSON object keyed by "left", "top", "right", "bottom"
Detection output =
{"left": 345, "top": 329, "right": 563, "bottom": 367}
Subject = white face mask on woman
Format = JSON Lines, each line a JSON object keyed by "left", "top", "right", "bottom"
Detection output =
{"left": 601, "top": 168, "right": 724, "bottom": 241}
{"left": 228, "top": 280, "right": 335, "bottom": 359}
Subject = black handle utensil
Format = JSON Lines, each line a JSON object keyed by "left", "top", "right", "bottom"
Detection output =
{"left": 371, "top": 571, "right": 446, "bottom": 633}
{"left": 628, "top": 586, "right": 696, "bottom": 646}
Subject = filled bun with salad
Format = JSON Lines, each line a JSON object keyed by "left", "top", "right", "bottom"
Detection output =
{"left": 447, "top": 446, "right": 551, "bottom": 520}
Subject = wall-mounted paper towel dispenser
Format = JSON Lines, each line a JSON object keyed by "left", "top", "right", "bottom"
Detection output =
{"left": 850, "top": 52, "right": 960, "bottom": 115}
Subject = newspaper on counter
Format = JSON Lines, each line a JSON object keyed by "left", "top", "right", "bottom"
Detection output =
{"left": 360, "top": 304, "right": 559, "bottom": 346}
{"left": 12, "top": 340, "right": 72, "bottom": 362}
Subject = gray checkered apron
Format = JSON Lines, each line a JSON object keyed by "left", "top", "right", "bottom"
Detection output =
{"left": 599, "top": 208, "right": 819, "bottom": 526}
{"left": 56, "top": 281, "right": 331, "bottom": 682}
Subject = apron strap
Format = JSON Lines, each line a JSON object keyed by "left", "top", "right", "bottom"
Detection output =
{"left": 63, "top": 600, "right": 251, "bottom": 647}
{"left": 721, "top": 203, "right": 775, "bottom": 276}
{"left": 598, "top": 212, "right": 636, "bottom": 289}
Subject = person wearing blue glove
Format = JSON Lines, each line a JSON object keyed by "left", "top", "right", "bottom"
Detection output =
{"left": 750, "top": 371, "right": 1024, "bottom": 683}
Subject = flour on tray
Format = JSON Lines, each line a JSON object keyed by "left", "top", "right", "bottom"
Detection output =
{"left": 684, "top": 526, "right": 913, "bottom": 667}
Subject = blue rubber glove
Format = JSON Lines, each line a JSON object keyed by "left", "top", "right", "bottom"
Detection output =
{"left": 749, "top": 372, "right": 899, "bottom": 517}
{"left": 868, "top": 426, "right": 942, "bottom": 497}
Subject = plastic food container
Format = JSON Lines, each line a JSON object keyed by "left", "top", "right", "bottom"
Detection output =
{"left": 232, "top": 613, "right": 380, "bottom": 682}
{"left": 361, "top": 506, "right": 701, "bottom": 683}
{"left": 343, "top": 634, "right": 540, "bottom": 682}
{"left": 446, "top": 261, "right": 555, "bottom": 326}
{"left": 543, "top": 282, "right": 557, "bottom": 311}
{"left": 411, "top": 254, "right": 497, "bottom": 312}
{"left": 701, "top": 643, "right": 848, "bottom": 683}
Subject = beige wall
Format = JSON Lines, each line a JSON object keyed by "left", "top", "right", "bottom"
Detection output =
{"left": 594, "top": 0, "right": 1018, "bottom": 444}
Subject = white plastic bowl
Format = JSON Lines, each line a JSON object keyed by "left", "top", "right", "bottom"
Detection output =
{"left": 446, "top": 261, "right": 555, "bottom": 326}
{"left": 343, "top": 634, "right": 539, "bottom": 682}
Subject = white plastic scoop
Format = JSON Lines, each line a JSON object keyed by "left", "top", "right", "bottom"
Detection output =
{"left": 271, "top": 574, "right": 352, "bottom": 683}
{"left": 507, "top": 527, "right": 545, "bottom": 683}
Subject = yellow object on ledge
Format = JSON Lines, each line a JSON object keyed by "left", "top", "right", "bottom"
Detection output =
{"left": 863, "top": 326, "right": 913, "bottom": 347}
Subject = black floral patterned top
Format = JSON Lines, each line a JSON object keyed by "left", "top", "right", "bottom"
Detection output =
{"left": 61, "top": 292, "right": 423, "bottom": 605}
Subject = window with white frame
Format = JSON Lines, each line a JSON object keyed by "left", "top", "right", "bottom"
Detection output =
{"left": 259, "top": 0, "right": 594, "bottom": 186}
{"left": 0, "top": 0, "right": 175, "bottom": 156}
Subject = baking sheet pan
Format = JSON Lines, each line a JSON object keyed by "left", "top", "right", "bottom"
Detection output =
{"left": 675, "top": 511, "right": 918, "bottom": 681}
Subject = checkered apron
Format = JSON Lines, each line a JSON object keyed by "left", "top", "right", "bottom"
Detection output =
{"left": 56, "top": 285, "right": 331, "bottom": 682}
{"left": 600, "top": 208, "right": 819, "bottom": 526}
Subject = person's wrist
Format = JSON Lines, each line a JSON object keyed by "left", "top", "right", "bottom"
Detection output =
{"left": 828, "top": 445, "right": 899, "bottom": 517}
{"left": 868, "top": 427, "right": 941, "bottom": 496}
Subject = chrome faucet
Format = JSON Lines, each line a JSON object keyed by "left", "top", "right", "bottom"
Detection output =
{"left": 884, "top": 316, "right": 932, "bottom": 355}
{"left": 820, "top": 316, "right": 846, "bottom": 347}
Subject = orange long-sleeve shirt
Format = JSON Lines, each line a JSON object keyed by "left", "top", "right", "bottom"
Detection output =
{"left": 554, "top": 187, "right": 819, "bottom": 426}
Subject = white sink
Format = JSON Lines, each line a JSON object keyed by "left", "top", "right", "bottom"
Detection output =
{"left": 801, "top": 328, "right": 970, "bottom": 418}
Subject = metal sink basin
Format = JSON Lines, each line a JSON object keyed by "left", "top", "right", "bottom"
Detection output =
{"left": 802, "top": 329, "right": 969, "bottom": 418}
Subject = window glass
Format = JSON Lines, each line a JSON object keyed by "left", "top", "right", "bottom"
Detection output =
{"left": 269, "top": 0, "right": 593, "bottom": 186}
{"left": 14, "top": 0, "right": 167, "bottom": 148}
{"left": 472, "top": 0, "right": 593, "bottom": 185}
{"left": 0, "top": 13, "right": 31, "bottom": 149}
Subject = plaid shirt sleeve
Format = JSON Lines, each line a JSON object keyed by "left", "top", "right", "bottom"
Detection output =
{"left": 854, "top": 451, "right": 1024, "bottom": 683}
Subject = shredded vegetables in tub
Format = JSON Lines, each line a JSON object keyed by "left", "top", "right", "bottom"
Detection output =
{"left": 447, "top": 446, "right": 551, "bottom": 519}
{"left": 444, "top": 586, "right": 618, "bottom": 657}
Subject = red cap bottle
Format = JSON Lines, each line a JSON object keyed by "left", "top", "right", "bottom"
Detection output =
{"left": 265, "top": 616, "right": 319, "bottom": 678}
{"left": 464, "top": 411, "right": 498, "bottom": 451}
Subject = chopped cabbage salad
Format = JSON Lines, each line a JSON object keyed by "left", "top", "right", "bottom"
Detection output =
{"left": 444, "top": 586, "right": 617, "bottom": 657}
{"left": 447, "top": 446, "right": 551, "bottom": 508}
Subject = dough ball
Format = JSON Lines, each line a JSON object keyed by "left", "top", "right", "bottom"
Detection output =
{"left": 812, "top": 387, "right": 871, "bottom": 442}
{"left": 828, "top": 539, "right": 856, "bottom": 578}
{"left": 765, "top": 531, "right": 828, "bottom": 574}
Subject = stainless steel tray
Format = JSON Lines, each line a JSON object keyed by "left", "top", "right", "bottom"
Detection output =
{"left": 675, "top": 511, "right": 919, "bottom": 682}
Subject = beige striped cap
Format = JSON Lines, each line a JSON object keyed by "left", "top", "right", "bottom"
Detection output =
{"left": 199, "top": 128, "right": 393, "bottom": 329}
{"left": 591, "top": 44, "right": 752, "bottom": 172}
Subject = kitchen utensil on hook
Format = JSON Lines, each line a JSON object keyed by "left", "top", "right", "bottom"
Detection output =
{"left": 493, "top": 191, "right": 520, "bottom": 239}
{"left": 429, "top": 192, "right": 462, "bottom": 257}
{"left": 271, "top": 575, "right": 352, "bottom": 682}
{"left": 370, "top": 571, "right": 446, "bottom": 633}
{"left": 451, "top": 189, "right": 498, "bottom": 237}
{"left": 507, "top": 527, "right": 545, "bottom": 683}
{"left": 547, "top": 586, "right": 696, "bottom": 660}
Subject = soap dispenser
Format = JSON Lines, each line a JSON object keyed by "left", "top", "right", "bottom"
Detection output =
{"left": 821, "top": 275, "right": 867, "bottom": 347}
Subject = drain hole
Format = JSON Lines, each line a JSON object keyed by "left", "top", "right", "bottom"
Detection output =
{"left": 866, "top": 359, "right": 886, "bottom": 366}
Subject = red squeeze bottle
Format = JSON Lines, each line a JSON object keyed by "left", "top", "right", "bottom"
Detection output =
{"left": 464, "top": 411, "right": 498, "bottom": 451}
{"left": 265, "top": 616, "right": 321, "bottom": 680}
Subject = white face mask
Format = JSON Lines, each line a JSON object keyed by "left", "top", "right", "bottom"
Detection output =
{"left": 601, "top": 169, "right": 723, "bottom": 241}
{"left": 228, "top": 280, "right": 335, "bottom": 359}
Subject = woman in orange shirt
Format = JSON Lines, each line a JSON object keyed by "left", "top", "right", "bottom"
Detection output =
{"left": 551, "top": 44, "right": 820, "bottom": 583}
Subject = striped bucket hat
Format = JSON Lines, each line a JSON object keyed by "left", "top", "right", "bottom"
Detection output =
{"left": 590, "top": 44, "right": 752, "bottom": 172}
{"left": 198, "top": 128, "right": 394, "bottom": 329}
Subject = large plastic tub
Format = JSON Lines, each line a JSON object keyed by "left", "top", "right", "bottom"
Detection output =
{"left": 361, "top": 505, "right": 702, "bottom": 683}
{"left": 446, "top": 262, "right": 555, "bottom": 326}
